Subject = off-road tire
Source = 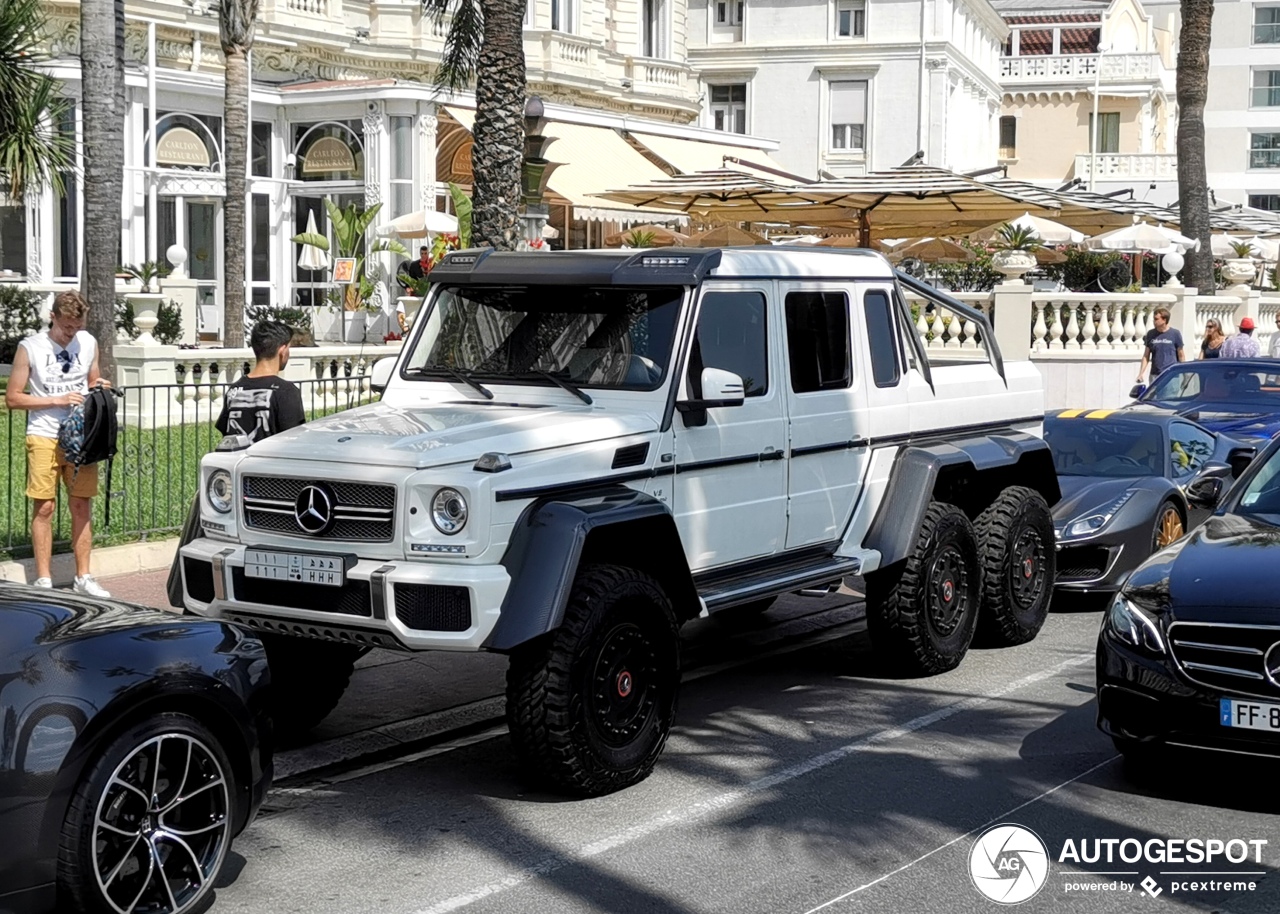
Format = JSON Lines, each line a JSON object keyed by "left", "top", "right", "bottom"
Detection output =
{"left": 506, "top": 563, "right": 681, "bottom": 797}
{"left": 58, "top": 712, "right": 236, "bottom": 914}
{"left": 260, "top": 634, "right": 365, "bottom": 740}
{"left": 865, "top": 501, "right": 981, "bottom": 675}
{"left": 974, "top": 486, "right": 1056, "bottom": 647}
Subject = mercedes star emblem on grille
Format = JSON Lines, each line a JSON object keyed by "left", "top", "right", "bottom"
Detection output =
{"left": 1264, "top": 642, "right": 1280, "bottom": 689}
{"left": 294, "top": 484, "right": 336, "bottom": 535}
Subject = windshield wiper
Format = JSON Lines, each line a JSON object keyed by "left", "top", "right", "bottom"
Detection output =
{"left": 405, "top": 366, "right": 493, "bottom": 399}
{"left": 527, "top": 370, "right": 592, "bottom": 405}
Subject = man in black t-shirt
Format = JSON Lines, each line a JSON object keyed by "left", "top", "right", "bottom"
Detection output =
{"left": 215, "top": 322, "right": 306, "bottom": 440}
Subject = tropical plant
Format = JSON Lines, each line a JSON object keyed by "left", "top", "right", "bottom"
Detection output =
{"left": 932, "top": 239, "right": 1003, "bottom": 292}
{"left": 1178, "top": 0, "right": 1215, "bottom": 293}
{"left": 79, "top": 0, "right": 124, "bottom": 382}
{"left": 219, "top": 0, "right": 262, "bottom": 348}
{"left": 246, "top": 302, "right": 314, "bottom": 346}
{"left": 0, "top": 0, "right": 75, "bottom": 199}
{"left": 990, "top": 223, "right": 1043, "bottom": 252}
{"left": 291, "top": 199, "right": 408, "bottom": 311}
{"left": 0, "top": 284, "right": 41, "bottom": 363}
{"left": 405, "top": 275, "right": 433, "bottom": 298}
{"left": 424, "top": 0, "right": 525, "bottom": 251}
{"left": 449, "top": 182, "right": 473, "bottom": 249}
{"left": 624, "top": 230, "right": 658, "bottom": 248}
{"left": 114, "top": 297, "right": 136, "bottom": 340}
{"left": 154, "top": 300, "right": 183, "bottom": 346}
{"left": 118, "top": 260, "right": 171, "bottom": 293}
{"left": 1229, "top": 240, "right": 1257, "bottom": 259}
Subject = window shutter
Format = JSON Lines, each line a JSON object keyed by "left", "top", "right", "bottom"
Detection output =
{"left": 830, "top": 81, "right": 866, "bottom": 125}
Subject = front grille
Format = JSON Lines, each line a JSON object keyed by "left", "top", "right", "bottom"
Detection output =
{"left": 1168, "top": 622, "right": 1280, "bottom": 700}
{"left": 232, "top": 567, "right": 372, "bottom": 617}
{"left": 183, "top": 557, "right": 215, "bottom": 603}
{"left": 242, "top": 475, "right": 395, "bottom": 542}
{"left": 394, "top": 584, "right": 471, "bottom": 632}
{"left": 1057, "top": 545, "right": 1114, "bottom": 581}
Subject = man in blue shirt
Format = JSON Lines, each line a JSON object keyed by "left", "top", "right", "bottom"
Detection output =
{"left": 1137, "top": 307, "right": 1185, "bottom": 383}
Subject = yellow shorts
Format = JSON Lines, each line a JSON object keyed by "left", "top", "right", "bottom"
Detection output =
{"left": 25, "top": 435, "right": 99, "bottom": 500}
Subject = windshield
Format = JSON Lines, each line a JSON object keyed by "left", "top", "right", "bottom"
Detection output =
{"left": 1144, "top": 364, "right": 1280, "bottom": 408}
{"left": 1236, "top": 447, "right": 1280, "bottom": 525}
{"left": 1045, "top": 419, "right": 1165, "bottom": 478}
{"left": 403, "top": 285, "right": 683, "bottom": 391}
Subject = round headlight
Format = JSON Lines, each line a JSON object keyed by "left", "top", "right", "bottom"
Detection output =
{"left": 431, "top": 487, "right": 468, "bottom": 535}
{"left": 206, "top": 470, "right": 233, "bottom": 514}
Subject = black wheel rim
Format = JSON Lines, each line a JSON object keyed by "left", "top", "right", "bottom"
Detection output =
{"left": 588, "top": 622, "right": 661, "bottom": 749}
{"left": 92, "top": 734, "right": 229, "bottom": 914}
{"left": 1008, "top": 526, "right": 1048, "bottom": 610}
{"left": 927, "top": 543, "right": 970, "bottom": 637}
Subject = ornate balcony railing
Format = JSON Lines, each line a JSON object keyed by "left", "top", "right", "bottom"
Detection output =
{"left": 1000, "top": 53, "right": 1160, "bottom": 83}
{"left": 1073, "top": 153, "right": 1178, "bottom": 181}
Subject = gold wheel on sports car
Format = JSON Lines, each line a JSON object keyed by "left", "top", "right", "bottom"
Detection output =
{"left": 1155, "top": 504, "right": 1184, "bottom": 549}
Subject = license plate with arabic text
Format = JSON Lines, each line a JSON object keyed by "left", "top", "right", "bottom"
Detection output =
{"left": 244, "top": 550, "right": 346, "bottom": 587}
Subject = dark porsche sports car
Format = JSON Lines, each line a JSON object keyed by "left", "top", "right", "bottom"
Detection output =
{"left": 1128, "top": 358, "right": 1280, "bottom": 443}
{"left": 1045, "top": 409, "right": 1255, "bottom": 592}
{"left": 0, "top": 585, "right": 271, "bottom": 914}
{"left": 1098, "top": 434, "right": 1280, "bottom": 765}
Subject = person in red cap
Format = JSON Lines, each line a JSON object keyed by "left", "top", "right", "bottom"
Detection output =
{"left": 1222, "top": 316, "right": 1261, "bottom": 359}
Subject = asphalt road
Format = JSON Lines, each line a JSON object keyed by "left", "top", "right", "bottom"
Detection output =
{"left": 183, "top": 591, "right": 1280, "bottom": 914}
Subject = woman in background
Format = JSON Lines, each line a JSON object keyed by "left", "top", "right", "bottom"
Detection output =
{"left": 1199, "top": 319, "right": 1225, "bottom": 359}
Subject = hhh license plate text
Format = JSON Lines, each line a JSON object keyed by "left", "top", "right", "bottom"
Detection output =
{"left": 245, "top": 550, "right": 346, "bottom": 587}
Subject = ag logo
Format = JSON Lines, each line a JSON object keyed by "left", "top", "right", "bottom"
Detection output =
{"left": 969, "top": 823, "right": 1050, "bottom": 905}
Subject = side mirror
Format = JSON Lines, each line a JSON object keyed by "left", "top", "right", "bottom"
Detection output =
{"left": 1228, "top": 446, "right": 1258, "bottom": 478}
{"left": 1186, "top": 475, "right": 1224, "bottom": 509}
{"left": 1128, "top": 383, "right": 1148, "bottom": 400}
{"left": 676, "top": 367, "right": 746, "bottom": 427}
{"left": 370, "top": 356, "right": 397, "bottom": 393}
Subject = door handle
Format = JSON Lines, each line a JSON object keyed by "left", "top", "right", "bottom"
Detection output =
{"left": 760, "top": 447, "right": 784, "bottom": 461}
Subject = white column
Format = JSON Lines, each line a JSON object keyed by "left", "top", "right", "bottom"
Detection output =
{"left": 363, "top": 101, "right": 388, "bottom": 315}
{"left": 418, "top": 110, "right": 439, "bottom": 211}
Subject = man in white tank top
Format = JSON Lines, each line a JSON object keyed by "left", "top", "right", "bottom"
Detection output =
{"left": 4, "top": 290, "right": 112, "bottom": 596}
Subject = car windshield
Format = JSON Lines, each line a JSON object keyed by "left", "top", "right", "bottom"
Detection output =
{"left": 1144, "top": 364, "right": 1280, "bottom": 407}
{"left": 403, "top": 285, "right": 684, "bottom": 391}
{"left": 1045, "top": 419, "right": 1165, "bottom": 478}
{"left": 1235, "top": 447, "right": 1280, "bottom": 525}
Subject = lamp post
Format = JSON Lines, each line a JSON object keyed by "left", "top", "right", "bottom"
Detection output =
{"left": 518, "top": 96, "right": 559, "bottom": 248}
{"left": 1089, "top": 44, "right": 1110, "bottom": 193}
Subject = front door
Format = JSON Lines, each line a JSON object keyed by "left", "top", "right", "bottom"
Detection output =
{"left": 672, "top": 283, "right": 788, "bottom": 571}
{"left": 187, "top": 201, "right": 221, "bottom": 341}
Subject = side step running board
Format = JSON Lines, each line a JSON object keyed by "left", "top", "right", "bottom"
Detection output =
{"left": 700, "top": 557, "right": 862, "bottom": 612}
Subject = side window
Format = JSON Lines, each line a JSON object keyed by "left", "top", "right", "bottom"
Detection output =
{"left": 863, "top": 289, "right": 901, "bottom": 386}
{"left": 1169, "top": 422, "right": 1215, "bottom": 478}
{"left": 690, "top": 291, "right": 768, "bottom": 397}
{"left": 785, "top": 290, "right": 851, "bottom": 393}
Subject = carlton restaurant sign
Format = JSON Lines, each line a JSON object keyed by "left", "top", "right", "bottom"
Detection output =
{"left": 155, "top": 127, "right": 213, "bottom": 169}
{"left": 302, "top": 137, "right": 357, "bottom": 175}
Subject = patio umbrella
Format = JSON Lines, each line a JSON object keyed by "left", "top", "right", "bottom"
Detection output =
{"left": 377, "top": 208, "right": 459, "bottom": 239}
{"left": 814, "top": 235, "right": 863, "bottom": 248}
{"left": 970, "top": 212, "right": 1085, "bottom": 245}
{"left": 603, "top": 224, "right": 689, "bottom": 247}
{"left": 1034, "top": 248, "right": 1068, "bottom": 265}
{"left": 1209, "top": 234, "right": 1260, "bottom": 257}
{"left": 296, "top": 209, "right": 330, "bottom": 313}
{"left": 687, "top": 224, "right": 767, "bottom": 246}
{"left": 1088, "top": 221, "right": 1196, "bottom": 255}
{"left": 888, "top": 237, "right": 976, "bottom": 263}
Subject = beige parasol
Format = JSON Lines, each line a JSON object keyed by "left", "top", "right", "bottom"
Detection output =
{"left": 888, "top": 237, "right": 976, "bottom": 263}
{"left": 603, "top": 224, "right": 690, "bottom": 247}
{"left": 687, "top": 224, "right": 768, "bottom": 246}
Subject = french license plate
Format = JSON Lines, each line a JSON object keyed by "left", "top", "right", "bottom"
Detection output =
{"left": 244, "top": 550, "right": 346, "bottom": 587}
{"left": 1220, "top": 698, "right": 1280, "bottom": 732}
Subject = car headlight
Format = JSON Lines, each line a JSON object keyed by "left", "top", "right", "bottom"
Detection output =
{"left": 1104, "top": 594, "right": 1166, "bottom": 654}
{"left": 206, "top": 469, "right": 233, "bottom": 514}
{"left": 431, "top": 487, "right": 468, "bottom": 535}
{"left": 1062, "top": 490, "right": 1135, "bottom": 539}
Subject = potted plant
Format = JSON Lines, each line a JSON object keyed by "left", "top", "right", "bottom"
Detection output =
{"left": 396, "top": 274, "right": 431, "bottom": 331}
{"left": 989, "top": 224, "right": 1042, "bottom": 282}
{"left": 1222, "top": 239, "right": 1258, "bottom": 289}
{"left": 623, "top": 229, "right": 657, "bottom": 248}
{"left": 118, "top": 261, "right": 172, "bottom": 344}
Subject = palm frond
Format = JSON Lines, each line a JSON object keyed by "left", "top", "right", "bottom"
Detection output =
{"left": 0, "top": 64, "right": 74, "bottom": 198}
{"left": 423, "top": 0, "right": 484, "bottom": 91}
{"left": 449, "top": 182, "right": 472, "bottom": 248}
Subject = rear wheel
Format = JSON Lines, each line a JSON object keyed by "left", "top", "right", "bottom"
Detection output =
{"left": 1153, "top": 500, "right": 1185, "bottom": 551}
{"left": 865, "top": 502, "right": 981, "bottom": 675}
{"left": 260, "top": 634, "right": 365, "bottom": 741}
{"left": 975, "top": 487, "right": 1056, "bottom": 647}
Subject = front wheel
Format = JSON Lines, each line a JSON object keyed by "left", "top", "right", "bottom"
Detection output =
{"left": 58, "top": 712, "right": 236, "bottom": 914}
{"left": 1153, "top": 500, "right": 1185, "bottom": 551}
{"left": 975, "top": 486, "right": 1056, "bottom": 647}
{"left": 507, "top": 564, "right": 681, "bottom": 797}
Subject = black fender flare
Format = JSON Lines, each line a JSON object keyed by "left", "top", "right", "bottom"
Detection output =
{"left": 863, "top": 431, "right": 1060, "bottom": 569}
{"left": 485, "top": 487, "right": 698, "bottom": 652}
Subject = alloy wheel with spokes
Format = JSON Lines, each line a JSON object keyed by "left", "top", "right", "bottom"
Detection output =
{"left": 1155, "top": 502, "right": 1185, "bottom": 550}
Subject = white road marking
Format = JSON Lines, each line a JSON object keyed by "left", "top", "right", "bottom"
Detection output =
{"left": 411, "top": 652, "right": 1095, "bottom": 914}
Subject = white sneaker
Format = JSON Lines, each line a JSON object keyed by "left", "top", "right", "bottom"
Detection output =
{"left": 73, "top": 575, "right": 111, "bottom": 598}
{"left": 32, "top": 577, "right": 52, "bottom": 589}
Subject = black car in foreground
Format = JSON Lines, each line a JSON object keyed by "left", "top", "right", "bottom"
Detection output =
{"left": 1045, "top": 409, "right": 1254, "bottom": 593}
{"left": 0, "top": 585, "right": 272, "bottom": 914}
{"left": 1098, "top": 435, "right": 1280, "bottom": 766}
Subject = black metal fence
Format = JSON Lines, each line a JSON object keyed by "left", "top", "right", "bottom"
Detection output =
{"left": 1, "top": 370, "right": 374, "bottom": 560}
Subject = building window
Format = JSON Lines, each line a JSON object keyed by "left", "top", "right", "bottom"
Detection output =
{"left": 251, "top": 194, "right": 270, "bottom": 284}
{"left": 710, "top": 84, "right": 746, "bottom": 134}
{"left": 829, "top": 80, "right": 867, "bottom": 151}
{"left": 999, "top": 116, "right": 1017, "bottom": 159}
{"left": 1251, "top": 133, "right": 1280, "bottom": 169}
{"left": 835, "top": 0, "right": 865, "bottom": 38}
{"left": 390, "top": 115, "right": 414, "bottom": 218}
{"left": 642, "top": 0, "right": 668, "bottom": 58}
{"left": 1255, "top": 6, "right": 1280, "bottom": 44}
{"left": 251, "top": 121, "right": 273, "bottom": 177}
{"left": 52, "top": 103, "right": 78, "bottom": 279}
{"left": 0, "top": 202, "right": 25, "bottom": 274}
{"left": 715, "top": 0, "right": 742, "bottom": 25}
{"left": 1249, "top": 194, "right": 1280, "bottom": 211}
{"left": 551, "top": 0, "right": 573, "bottom": 32}
{"left": 1088, "top": 112, "right": 1120, "bottom": 154}
{"left": 1253, "top": 70, "right": 1280, "bottom": 107}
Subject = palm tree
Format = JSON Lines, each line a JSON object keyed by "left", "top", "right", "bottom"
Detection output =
{"left": 1177, "top": 0, "right": 1215, "bottom": 293}
{"left": 219, "top": 0, "right": 261, "bottom": 348}
{"left": 424, "top": 0, "right": 525, "bottom": 251}
{"left": 0, "top": 0, "right": 75, "bottom": 199}
{"left": 79, "top": 0, "right": 125, "bottom": 380}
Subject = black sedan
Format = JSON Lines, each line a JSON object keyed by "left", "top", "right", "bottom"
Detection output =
{"left": 0, "top": 585, "right": 271, "bottom": 914}
{"left": 1098, "top": 434, "right": 1280, "bottom": 766}
{"left": 1128, "top": 357, "right": 1280, "bottom": 443}
{"left": 1045, "top": 409, "right": 1255, "bottom": 593}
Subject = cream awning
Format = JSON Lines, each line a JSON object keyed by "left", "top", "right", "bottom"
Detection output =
{"left": 629, "top": 132, "right": 793, "bottom": 179}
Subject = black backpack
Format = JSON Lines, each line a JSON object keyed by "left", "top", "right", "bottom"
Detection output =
{"left": 57, "top": 387, "right": 120, "bottom": 523}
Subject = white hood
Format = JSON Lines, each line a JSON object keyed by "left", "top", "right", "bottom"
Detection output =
{"left": 245, "top": 402, "right": 659, "bottom": 469}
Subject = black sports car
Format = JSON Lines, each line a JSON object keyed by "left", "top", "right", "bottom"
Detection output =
{"left": 0, "top": 585, "right": 271, "bottom": 914}
{"left": 1098, "top": 435, "right": 1280, "bottom": 765}
{"left": 1128, "top": 357, "right": 1280, "bottom": 444}
{"left": 1045, "top": 409, "right": 1255, "bottom": 593}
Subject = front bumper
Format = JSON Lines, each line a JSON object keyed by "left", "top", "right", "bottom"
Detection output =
{"left": 1097, "top": 633, "right": 1280, "bottom": 758}
{"left": 179, "top": 538, "right": 511, "bottom": 651}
